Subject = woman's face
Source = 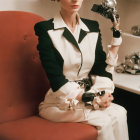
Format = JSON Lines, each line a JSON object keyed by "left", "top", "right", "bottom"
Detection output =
{"left": 60, "top": 0, "right": 83, "bottom": 13}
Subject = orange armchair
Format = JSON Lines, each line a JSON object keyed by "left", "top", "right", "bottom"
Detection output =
{"left": 0, "top": 11, "right": 97, "bottom": 140}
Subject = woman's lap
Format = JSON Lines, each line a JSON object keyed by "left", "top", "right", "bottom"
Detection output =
{"left": 39, "top": 102, "right": 127, "bottom": 125}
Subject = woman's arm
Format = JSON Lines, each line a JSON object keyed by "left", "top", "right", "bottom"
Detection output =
{"left": 34, "top": 22, "right": 68, "bottom": 91}
{"left": 89, "top": 21, "right": 113, "bottom": 80}
{"left": 106, "top": 17, "right": 122, "bottom": 74}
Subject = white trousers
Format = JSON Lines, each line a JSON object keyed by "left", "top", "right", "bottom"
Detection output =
{"left": 39, "top": 103, "right": 129, "bottom": 140}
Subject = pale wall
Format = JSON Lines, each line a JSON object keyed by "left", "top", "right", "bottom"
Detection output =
{"left": 0, "top": 0, "right": 140, "bottom": 62}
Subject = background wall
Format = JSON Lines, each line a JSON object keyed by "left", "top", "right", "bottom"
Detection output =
{"left": 0, "top": 0, "right": 140, "bottom": 62}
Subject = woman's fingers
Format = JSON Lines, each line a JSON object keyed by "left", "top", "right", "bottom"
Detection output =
{"left": 97, "top": 93, "right": 113, "bottom": 109}
{"left": 109, "top": 94, "right": 114, "bottom": 102}
{"left": 93, "top": 93, "right": 114, "bottom": 109}
{"left": 100, "top": 100, "right": 112, "bottom": 109}
{"left": 113, "top": 15, "right": 120, "bottom": 30}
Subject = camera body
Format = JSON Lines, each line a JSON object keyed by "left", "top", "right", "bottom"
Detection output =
{"left": 91, "top": 0, "right": 119, "bottom": 22}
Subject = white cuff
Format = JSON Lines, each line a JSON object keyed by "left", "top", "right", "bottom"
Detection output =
{"left": 58, "top": 82, "right": 84, "bottom": 99}
{"left": 111, "top": 36, "right": 122, "bottom": 46}
{"left": 88, "top": 76, "right": 115, "bottom": 94}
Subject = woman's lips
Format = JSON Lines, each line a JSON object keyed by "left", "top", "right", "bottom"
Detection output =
{"left": 72, "top": 5, "right": 79, "bottom": 9}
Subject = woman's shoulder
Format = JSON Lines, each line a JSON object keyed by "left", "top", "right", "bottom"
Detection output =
{"left": 34, "top": 18, "right": 54, "bottom": 35}
{"left": 80, "top": 18, "right": 100, "bottom": 31}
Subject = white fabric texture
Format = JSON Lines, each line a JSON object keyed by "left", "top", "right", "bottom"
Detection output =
{"left": 105, "top": 50, "right": 118, "bottom": 74}
{"left": 111, "top": 36, "right": 122, "bottom": 46}
{"left": 59, "top": 82, "right": 83, "bottom": 99}
{"left": 106, "top": 51, "right": 118, "bottom": 66}
{"left": 88, "top": 76, "right": 115, "bottom": 94}
{"left": 39, "top": 103, "right": 129, "bottom": 140}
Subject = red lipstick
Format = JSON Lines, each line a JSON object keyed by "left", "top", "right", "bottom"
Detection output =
{"left": 72, "top": 5, "right": 79, "bottom": 9}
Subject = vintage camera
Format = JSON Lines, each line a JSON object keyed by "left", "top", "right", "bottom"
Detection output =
{"left": 91, "top": 0, "right": 119, "bottom": 22}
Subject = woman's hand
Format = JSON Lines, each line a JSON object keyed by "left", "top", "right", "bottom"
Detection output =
{"left": 96, "top": 93, "right": 114, "bottom": 109}
{"left": 108, "top": 15, "right": 121, "bottom": 58}
{"left": 112, "top": 15, "right": 120, "bottom": 30}
{"left": 75, "top": 90, "right": 84, "bottom": 101}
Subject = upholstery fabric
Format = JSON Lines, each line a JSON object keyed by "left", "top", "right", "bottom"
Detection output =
{"left": 0, "top": 11, "right": 49, "bottom": 123}
{"left": 0, "top": 116, "right": 97, "bottom": 140}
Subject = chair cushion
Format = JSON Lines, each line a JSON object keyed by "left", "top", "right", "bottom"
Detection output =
{"left": 0, "top": 116, "right": 98, "bottom": 140}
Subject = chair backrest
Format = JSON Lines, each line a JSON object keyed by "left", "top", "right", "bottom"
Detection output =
{"left": 0, "top": 11, "right": 50, "bottom": 123}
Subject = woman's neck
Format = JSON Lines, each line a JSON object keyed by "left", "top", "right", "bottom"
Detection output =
{"left": 60, "top": 10, "right": 77, "bottom": 33}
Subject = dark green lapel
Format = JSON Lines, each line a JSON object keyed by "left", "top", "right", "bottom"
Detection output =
{"left": 63, "top": 27, "right": 89, "bottom": 51}
{"left": 63, "top": 27, "right": 80, "bottom": 51}
{"left": 78, "top": 29, "right": 87, "bottom": 44}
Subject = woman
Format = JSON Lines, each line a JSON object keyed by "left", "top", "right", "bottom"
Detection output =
{"left": 34, "top": 0, "right": 129, "bottom": 140}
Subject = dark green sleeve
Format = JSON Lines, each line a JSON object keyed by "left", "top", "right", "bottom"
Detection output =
{"left": 90, "top": 22, "right": 112, "bottom": 80}
{"left": 34, "top": 22, "right": 68, "bottom": 92}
